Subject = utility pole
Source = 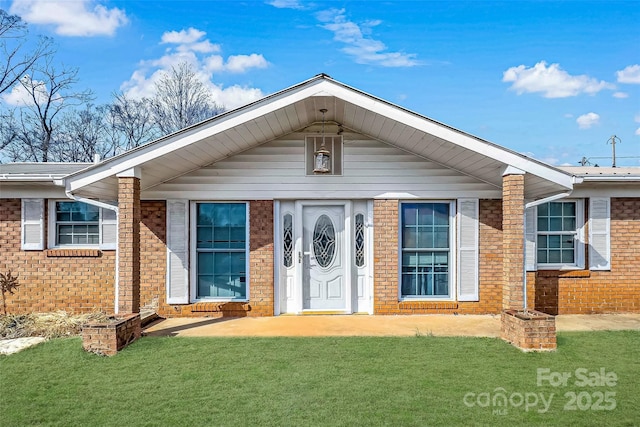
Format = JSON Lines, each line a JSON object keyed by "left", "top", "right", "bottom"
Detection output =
{"left": 607, "top": 135, "right": 621, "bottom": 167}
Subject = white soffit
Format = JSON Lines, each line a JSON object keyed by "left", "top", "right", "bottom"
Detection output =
{"left": 64, "top": 75, "right": 573, "bottom": 197}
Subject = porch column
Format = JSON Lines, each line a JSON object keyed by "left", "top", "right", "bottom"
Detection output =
{"left": 502, "top": 168, "right": 525, "bottom": 310}
{"left": 117, "top": 168, "right": 141, "bottom": 314}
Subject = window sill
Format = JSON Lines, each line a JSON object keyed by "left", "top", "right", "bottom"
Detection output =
{"left": 190, "top": 302, "right": 250, "bottom": 312}
{"left": 399, "top": 301, "right": 459, "bottom": 310}
{"left": 46, "top": 249, "right": 102, "bottom": 257}
{"left": 536, "top": 270, "right": 591, "bottom": 278}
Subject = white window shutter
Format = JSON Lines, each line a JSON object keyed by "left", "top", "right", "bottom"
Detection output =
{"left": 525, "top": 206, "right": 537, "bottom": 271}
{"left": 166, "top": 200, "right": 189, "bottom": 304}
{"left": 589, "top": 197, "right": 610, "bottom": 271}
{"left": 100, "top": 204, "right": 117, "bottom": 250}
{"left": 22, "top": 199, "right": 44, "bottom": 250}
{"left": 457, "top": 198, "right": 479, "bottom": 301}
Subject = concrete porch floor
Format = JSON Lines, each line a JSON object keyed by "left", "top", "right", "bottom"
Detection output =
{"left": 143, "top": 313, "right": 640, "bottom": 338}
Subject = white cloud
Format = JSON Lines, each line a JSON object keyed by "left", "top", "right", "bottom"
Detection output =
{"left": 564, "top": 113, "right": 574, "bottom": 118}
{"left": 1, "top": 75, "right": 50, "bottom": 106}
{"left": 226, "top": 54, "right": 269, "bottom": 73}
{"left": 9, "top": 0, "right": 128, "bottom": 37}
{"left": 613, "top": 92, "right": 629, "bottom": 98}
{"left": 161, "top": 28, "right": 206, "bottom": 44}
{"left": 502, "top": 61, "right": 614, "bottom": 98}
{"left": 266, "top": 0, "right": 304, "bottom": 9}
{"left": 616, "top": 64, "right": 640, "bottom": 84}
{"left": 635, "top": 114, "right": 640, "bottom": 123}
{"left": 317, "top": 8, "right": 419, "bottom": 67}
{"left": 635, "top": 128, "right": 640, "bottom": 136}
{"left": 576, "top": 112, "right": 600, "bottom": 129}
{"left": 121, "top": 28, "right": 268, "bottom": 110}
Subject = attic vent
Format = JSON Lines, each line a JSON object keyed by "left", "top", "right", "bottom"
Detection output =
{"left": 306, "top": 136, "right": 342, "bottom": 176}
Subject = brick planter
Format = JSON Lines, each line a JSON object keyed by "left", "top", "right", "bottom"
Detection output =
{"left": 82, "top": 313, "right": 141, "bottom": 356}
{"left": 501, "top": 309, "right": 556, "bottom": 351}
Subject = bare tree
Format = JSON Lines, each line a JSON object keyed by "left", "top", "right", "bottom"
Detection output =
{"left": 0, "top": 9, "right": 52, "bottom": 96}
{"left": 108, "top": 92, "right": 159, "bottom": 151}
{"left": 2, "top": 57, "right": 93, "bottom": 162}
{"left": 150, "top": 62, "right": 224, "bottom": 135}
{"left": 52, "top": 104, "right": 118, "bottom": 162}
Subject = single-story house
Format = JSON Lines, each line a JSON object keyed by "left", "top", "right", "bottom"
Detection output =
{"left": 1, "top": 74, "right": 639, "bottom": 318}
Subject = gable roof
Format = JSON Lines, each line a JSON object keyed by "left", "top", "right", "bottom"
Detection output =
{"left": 58, "top": 74, "right": 574, "bottom": 199}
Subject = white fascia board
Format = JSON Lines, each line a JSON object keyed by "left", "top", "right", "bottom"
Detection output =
{"left": 67, "top": 79, "right": 331, "bottom": 192}
{"left": 325, "top": 82, "right": 574, "bottom": 190}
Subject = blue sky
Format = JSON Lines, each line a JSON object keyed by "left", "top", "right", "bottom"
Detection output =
{"left": 2, "top": 0, "right": 639, "bottom": 166}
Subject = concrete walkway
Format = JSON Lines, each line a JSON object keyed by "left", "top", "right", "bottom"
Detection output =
{"left": 143, "top": 313, "right": 640, "bottom": 338}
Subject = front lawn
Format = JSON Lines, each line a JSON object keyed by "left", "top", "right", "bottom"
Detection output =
{"left": 1, "top": 331, "right": 638, "bottom": 426}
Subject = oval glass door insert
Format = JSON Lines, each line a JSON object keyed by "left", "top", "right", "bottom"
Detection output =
{"left": 313, "top": 214, "right": 336, "bottom": 267}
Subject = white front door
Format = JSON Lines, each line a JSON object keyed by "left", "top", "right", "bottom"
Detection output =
{"left": 302, "top": 205, "right": 346, "bottom": 310}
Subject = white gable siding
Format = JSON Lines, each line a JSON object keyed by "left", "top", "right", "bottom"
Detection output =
{"left": 142, "top": 132, "right": 501, "bottom": 200}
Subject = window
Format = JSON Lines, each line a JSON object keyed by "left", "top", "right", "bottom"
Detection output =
{"left": 195, "top": 203, "right": 248, "bottom": 299}
{"left": 283, "top": 213, "right": 293, "bottom": 268}
{"left": 354, "top": 213, "right": 365, "bottom": 267}
{"left": 401, "top": 203, "right": 452, "bottom": 298}
{"left": 49, "top": 200, "right": 115, "bottom": 248}
{"left": 536, "top": 201, "right": 584, "bottom": 268}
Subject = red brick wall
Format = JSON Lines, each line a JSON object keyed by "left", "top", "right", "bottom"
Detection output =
{"left": 372, "top": 199, "right": 505, "bottom": 315}
{"left": 0, "top": 199, "right": 115, "bottom": 314}
{"left": 154, "top": 200, "right": 275, "bottom": 318}
{"left": 139, "top": 201, "right": 166, "bottom": 312}
{"left": 532, "top": 197, "right": 640, "bottom": 314}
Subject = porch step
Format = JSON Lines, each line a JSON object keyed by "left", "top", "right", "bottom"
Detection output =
{"left": 140, "top": 310, "right": 159, "bottom": 327}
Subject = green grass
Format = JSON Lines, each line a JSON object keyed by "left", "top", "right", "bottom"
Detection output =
{"left": 1, "top": 332, "right": 638, "bottom": 426}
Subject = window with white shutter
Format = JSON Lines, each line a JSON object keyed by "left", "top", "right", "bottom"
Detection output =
{"left": 457, "top": 199, "right": 479, "bottom": 301}
{"left": 589, "top": 197, "right": 610, "bottom": 271}
{"left": 167, "top": 200, "right": 189, "bottom": 304}
{"left": 21, "top": 199, "right": 44, "bottom": 250}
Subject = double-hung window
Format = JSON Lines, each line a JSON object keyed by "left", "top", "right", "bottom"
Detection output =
{"left": 536, "top": 201, "right": 584, "bottom": 269}
{"left": 195, "top": 203, "right": 248, "bottom": 300}
{"left": 55, "top": 201, "right": 100, "bottom": 245}
{"left": 49, "top": 200, "right": 120, "bottom": 248}
{"left": 401, "top": 202, "right": 452, "bottom": 298}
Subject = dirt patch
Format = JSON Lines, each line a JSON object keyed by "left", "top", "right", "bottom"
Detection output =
{"left": 0, "top": 311, "right": 110, "bottom": 339}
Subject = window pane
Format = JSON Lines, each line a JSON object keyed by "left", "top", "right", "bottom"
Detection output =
{"left": 537, "top": 203, "right": 548, "bottom": 216}
{"left": 434, "top": 229, "right": 449, "bottom": 248}
{"left": 198, "top": 253, "right": 213, "bottom": 274}
{"left": 561, "top": 250, "right": 574, "bottom": 263}
{"left": 548, "top": 250, "right": 562, "bottom": 263}
{"left": 433, "top": 204, "right": 449, "bottom": 225}
{"left": 403, "top": 228, "right": 417, "bottom": 249}
{"left": 563, "top": 203, "right": 575, "bottom": 216}
{"left": 549, "top": 202, "right": 563, "bottom": 216}
{"left": 563, "top": 218, "right": 576, "bottom": 231}
{"left": 197, "top": 227, "right": 213, "bottom": 249}
{"left": 214, "top": 252, "right": 231, "bottom": 275}
{"left": 549, "top": 218, "right": 562, "bottom": 231}
{"left": 417, "top": 228, "right": 433, "bottom": 248}
{"left": 403, "top": 206, "right": 417, "bottom": 225}
{"left": 537, "top": 217, "right": 548, "bottom": 232}
{"left": 548, "top": 235, "right": 561, "bottom": 249}
{"left": 537, "top": 250, "right": 547, "bottom": 263}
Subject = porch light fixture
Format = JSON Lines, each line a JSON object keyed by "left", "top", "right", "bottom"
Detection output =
{"left": 313, "top": 108, "right": 331, "bottom": 174}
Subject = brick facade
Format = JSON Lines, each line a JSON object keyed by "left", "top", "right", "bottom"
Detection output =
{"left": 372, "top": 199, "right": 505, "bottom": 315}
{"left": 0, "top": 199, "right": 115, "bottom": 314}
{"left": 1, "top": 195, "right": 638, "bottom": 317}
{"left": 140, "top": 200, "right": 275, "bottom": 318}
{"left": 532, "top": 197, "right": 640, "bottom": 314}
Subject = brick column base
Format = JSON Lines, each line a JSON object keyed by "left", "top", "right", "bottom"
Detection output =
{"left": 82, "top": 313, "right": 141, "bottom": 356}
{"left": 501, "top": 310, "right": 556, "bottom": 351}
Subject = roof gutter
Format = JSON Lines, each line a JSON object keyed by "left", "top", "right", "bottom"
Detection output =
{"left": 65, "top": 188, "right": 120, "bottom": 314}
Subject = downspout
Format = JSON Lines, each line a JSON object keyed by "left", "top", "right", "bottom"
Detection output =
{"left": 64, "top": 188, "right": 120, "bottom": 314}
{"left": 522, "top": 192, "right": 572, "bottom": 312}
